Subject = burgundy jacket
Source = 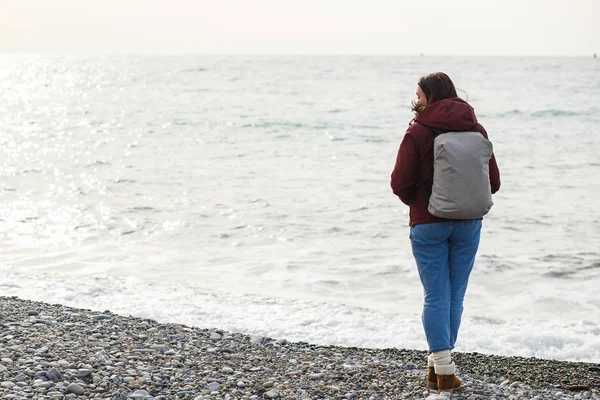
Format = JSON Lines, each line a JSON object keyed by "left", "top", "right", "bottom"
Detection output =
{"left": 390, "top": 98, "right": 501, "bottom": 226}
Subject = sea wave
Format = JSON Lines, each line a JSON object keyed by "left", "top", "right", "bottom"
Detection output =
{"left": 492, "top": 108, "right": 598, "bottom": 118}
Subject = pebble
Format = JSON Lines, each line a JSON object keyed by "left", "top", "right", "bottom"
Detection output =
{"left": 77, "top": 368, "right": 92, "bottom": 378}
{"left": 46, "top": 368, "right": 62, "bottom": 381}
{"left": 0, "top": 296, "right": 598, "bottom": 400}
{"left": 65, "top": 383, "right": 85, "bottom": 395}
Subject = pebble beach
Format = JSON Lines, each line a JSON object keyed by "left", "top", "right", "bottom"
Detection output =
{"left": 0, "top": 296, "right": 598, "bottom": 400}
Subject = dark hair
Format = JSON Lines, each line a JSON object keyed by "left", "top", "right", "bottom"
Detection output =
{"left": 411, "top": 72, "right": 458, "bottom": 114}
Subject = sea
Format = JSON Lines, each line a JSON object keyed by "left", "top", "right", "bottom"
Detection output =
{"left": 1, "top": 54, "right": 599, "bottom": 363}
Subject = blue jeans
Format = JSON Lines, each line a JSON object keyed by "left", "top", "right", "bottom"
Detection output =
{"left": 410, "top": 220, "right": 482, "bottom": 352}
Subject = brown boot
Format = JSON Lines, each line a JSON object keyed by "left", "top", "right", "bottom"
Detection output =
{"left": 427, "top": 354, "right": 437, "bottom": 389}
{"left": 435, "top": 362, "right": 461, "bottom": 392}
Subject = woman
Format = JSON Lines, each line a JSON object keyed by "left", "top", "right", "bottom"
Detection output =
{"left": 390, "top": 72, "right": 501, "bottom": 393}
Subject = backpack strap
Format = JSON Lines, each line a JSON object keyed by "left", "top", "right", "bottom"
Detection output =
{"left": 429, "top": 126, "right": 445, "bottom": 136}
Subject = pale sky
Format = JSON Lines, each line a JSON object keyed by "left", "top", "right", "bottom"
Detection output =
{"left": 0, "top": 0, "right": 597, "bottom": 56}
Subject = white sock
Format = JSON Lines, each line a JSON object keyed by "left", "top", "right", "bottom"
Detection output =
{"left": 432, "top": 350, "right": 451, "bottom": 366}
{"left": 427, "top": 353, "right": 435, "bottom": 366}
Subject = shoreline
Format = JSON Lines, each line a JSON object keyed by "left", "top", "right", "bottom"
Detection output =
{"left": 1, "top": 296, "right": 598, "bottom": 399}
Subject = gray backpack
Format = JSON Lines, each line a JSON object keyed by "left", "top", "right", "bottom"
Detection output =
{"left": 428, "top": 129, "right": 494, "bottom": 219}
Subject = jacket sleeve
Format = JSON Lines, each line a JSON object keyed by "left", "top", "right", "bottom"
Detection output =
{"left": 390, "top": 131, "right": 419, "bottom": 205}
{"left": 479, "top": 125, "right": 501, "bottom": 194}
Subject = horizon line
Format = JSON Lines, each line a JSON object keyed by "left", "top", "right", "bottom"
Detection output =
{"left": 0, "top": 51, "right": 597, "bottom": 58}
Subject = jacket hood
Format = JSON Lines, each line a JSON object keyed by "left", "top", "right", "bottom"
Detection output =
{"left": 414, "top": 97, "right": 478, "bottom": 131}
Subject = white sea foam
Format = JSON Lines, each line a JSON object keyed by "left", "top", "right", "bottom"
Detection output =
{"left": 1, "top": 264, "right": 598, "bottom": 363}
